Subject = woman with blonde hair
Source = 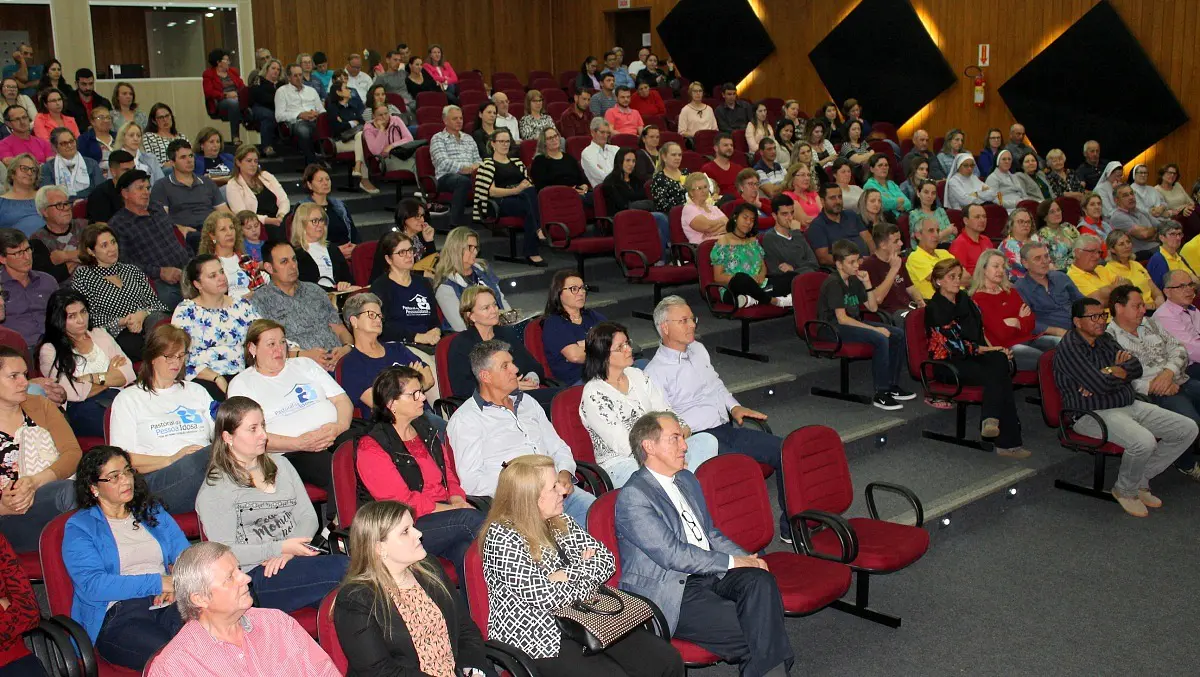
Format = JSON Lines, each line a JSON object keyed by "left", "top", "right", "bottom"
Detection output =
{"left": 196, "top": 396, "right": 348, "bottom": 613}
{"left": 291, "top": 201, "right": 354, "bottom": 291}
{"left": 679, "top": 172, "right": 726, "bottom": 244}
{"left": 433, "top": 227, "right": 510, "bottom": 332}
{"left": 998, "top": 207, "right": 1039, "bottom": 277}
{"left": 197, "top": 209, "right": 262, "bottom": 301}
{"left": 334, "top": 500, "right": 494, "bottom": 677}
{"left": 114, "top": 121, "right": 163, "bottom": 184}
{"left": 447, "top": 285, "right": 553, "bottom": 408}
{"left": 969, "top": 249, "right": 1057, "bottom": 372}
{"left": 649, "top": 140, "right": 688, "bottom": 213}
{"left": 226, "top": 144, "right": 289, "bottom": 231}
{"left": 781, "top": 162, "right": 819, "bottom": 225}
{"left": 479, "top": 455, "right": 682, "bottom": 677}
{"left": 1103, "top": 230, "right": 1162, "bottom": 310}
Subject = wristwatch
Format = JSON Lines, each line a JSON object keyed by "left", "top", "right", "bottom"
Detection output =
{"left": 1101, "top": 366, "right": 1114, "bottom": 375}
{"left": 96, "top": 373, "right": 107, "bottom": 386}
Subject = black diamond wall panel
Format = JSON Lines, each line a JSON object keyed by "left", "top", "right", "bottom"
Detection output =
{"left": 657, "top": 0, "right": 774, "bottom": 89}
{"left": 808, "top": 0, "right": 956, "bottom": 126}
{"left": 998, "top": 0, "right": 1187, "bottom": 163}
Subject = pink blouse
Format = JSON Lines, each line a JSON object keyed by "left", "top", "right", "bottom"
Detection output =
{"left": 681, "top": 201, "right": 725, "bottom": 244}
{"left": 38, "top": 329, "right": 137, "bottom": 403}
{"left": 423, "top": 62, "right": 458, "bottom": 86}
{"left": 363, "top": 116, "right": 415, "bottom": 156}
{"left": 785, "top": 190, "right": 820, "bottom": 218}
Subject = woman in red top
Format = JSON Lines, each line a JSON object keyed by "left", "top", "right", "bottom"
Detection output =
{"left": 969, "top": 249, "right": 1058, "bottom": 372}
{"left": 355, "top": 366, "right": 484, "bottom": 584}
{"left": 629, "top": 81, "right": 666, "bottom": 119}
{"left": 201, "top": 49, "right": 246, "bottom": 147}
{"left": 0, "top": 533, "right": 44, "bottom": 675}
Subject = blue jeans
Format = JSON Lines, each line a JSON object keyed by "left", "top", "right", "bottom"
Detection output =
{"left": 215, "top": 97, "right": 242, "bottom": 141}
{"left": 0, "top": 654, "right": 46, "bottom": 676}
{"left": 601, "top": 433, "right": 720, "bottom": 488}
{"left": 249, "top": 553, "right": 349, "bottom": 613}
{"left": 290, "top": 118, "right": 318, "bottom": 164}
{"left": 651, "top": 211, "right": 670, "bottom": 262}
{"left": 1010, "top": 334, "right": 1062, "bottom": 372}
{"left": 95, "top": 595, "right": 184, "bottom": 671}
{"left": 153, "top": 279, "right": 182, "bottom": 311}
{"left": 832, "top": 320, "right": 906, "bottom": 392}
{"left": 0, "top": 478, "right": 75, "bottom": 551}
{"left": 416, "top": 507, "right": 486, "bottom": 584}
{"left": 1149, "top": 378, "right": 1200, "bottom": 470}
{"left": 251, "top": 104, "right": 277, "bottom": 148}
{"left": 498, "top": 186, "right": 541, "bottom": 257}
{"left": 437, "top": 173, "right": 473, "bottom": 227}
{"left": 142, "top": 446, "right": 211, "bottom": 514}
{"left": 701, "top": 423, "right": 787, "bottom": 536}
{"left": 66, "top": 388, "right": 118, "bottom": 439}
{"left": 563, "top": 486, "right": 596, "bottom": 525}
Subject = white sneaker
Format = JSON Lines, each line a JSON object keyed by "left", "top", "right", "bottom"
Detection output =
{"left": 774, "top": 294, "right": 793, "bottom": 308}
{"left": 737, "top": 295, "right": 760, "bottom": 308}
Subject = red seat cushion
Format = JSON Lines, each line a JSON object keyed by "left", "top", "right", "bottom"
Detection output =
{"left": 290, "top": 607, "right": 319, "bottom": 638}
{"left": 1062, "top": 431, "right": 1125, "bottom": 455}
{"left": 565, "top": 236, "right": 615, "bottom": 255}
{"left": 760, "top": 552, "right": 851, "bottom": 613}
{"left": 812, "top": 519, "right": 930, "bottom": 572}
{"left": 305, "top": 484, "right": 328, "bottom": 503}
{"left": 1012, "top": 370, "right": 1038, "bottom": 387}
{"left": 642, "top": 266, "right": 697, "bottom": 285}
{"left": 173, "top": 512, "right": 200, "bottom": 539}
{"left": 18, "top": 551, "right": 40, "bottom": 579}
{"left": 672, "top": 638, "right": 722, "bottom": 665}
{"left": 810, "top": 341, "right": 874, "bottom": 359}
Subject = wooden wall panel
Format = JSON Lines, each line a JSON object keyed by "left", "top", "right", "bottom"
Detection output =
{"left": 0, "top": 4, "right": 55, "bottom": 63}
{"left": 548, "top": 0, "right": 1199, "bottom": 183}
{"left": 90, "top": 6, "right": 151, "bottom": 77}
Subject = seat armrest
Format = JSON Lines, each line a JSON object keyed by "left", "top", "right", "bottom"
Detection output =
{"left": 865, "top": 481, "right": 925, "bottom": 527}
{"left": 789, "top": 509, "right": 859, "bottom": 563}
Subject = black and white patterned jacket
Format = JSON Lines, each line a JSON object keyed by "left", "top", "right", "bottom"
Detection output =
{"left": 481, "top": 516, "right": 616, "bottom": 658}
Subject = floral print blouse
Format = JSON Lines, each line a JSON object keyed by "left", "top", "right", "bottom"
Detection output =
{"left": 711, "top": 240, "right": 766, "bottom": 282}
{"left": 1043, "top": 169, "right": 1084, "bottom": 198}
{"left": 1037, "top": 223, "right": 1080, "bottom": 271}
{"left": 1000, "top": 235, "right": 1040, "bottom": 277}
{"left": 170, "top": 298, "right": 260, "bottom": 379}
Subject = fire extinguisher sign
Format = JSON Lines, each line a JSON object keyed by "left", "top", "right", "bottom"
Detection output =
{"left": 978, "top": 44, "right": 991, "bottom": 68}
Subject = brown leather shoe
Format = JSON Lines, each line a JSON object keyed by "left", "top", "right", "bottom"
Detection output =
{"left": 995, "top": 447, "right": 1031, "bottom": 459}
{"left": 981, "top": 418, "right": 1000, "bottom": 438}
{"left": 1112, "top": 490, "right": 1149, "bottom": 517}
{"left": 1138, "top": 488, "right": 1163, "bottom": 508}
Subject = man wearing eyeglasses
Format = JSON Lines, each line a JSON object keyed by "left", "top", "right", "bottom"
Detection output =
{"left": 0, "top": 105, "right": 53, "bottom": 163}
{"left": 1055, "top": 297, "right": 1197, "bottom": 517}
{"left": 616, "top": 411, "right": 793, "bottom": 677}
{"left": 1155, "top": 270, "right": 1200, "bottom": 369}
{"left": 1067, "top": 234, "right": 1129, "bottom": 306}
{"left": 0, "top": 228, "right": 57, "bottom": 347}
{"left": 30, "top": 185, "right": 84, "bottom": 283}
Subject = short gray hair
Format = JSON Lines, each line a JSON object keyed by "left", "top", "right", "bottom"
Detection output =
{"left": 1020, "top": 240, "right": 1048, "bottom": 262}
{"left": 1082, "top": 139, "right": 1099, "bottom": 153}
{"left": 589, "top": 116, "right": 610, "bottom": 133}
{"left": 1073, "top": 234, "right": 1101, "bottom": 252}
{"left": 628, "top": 411, "right": 678, "bottom": 465}
{"left": 35, "top": 184, "right": 68, "bottom": 212}
{"left": 652, "top": 295, "right": 690, "bottom": 338}
{"left": 442, "top": 104, "right": 461, "bottom": 120}
{"left": 342, "top": 291, "right": 381, "bottom": 325}
{"left": 173, "top": 542, "right": 232, "bottom": 622}
{"left": 469, "top": 339, "right": 510, "bottom": 381}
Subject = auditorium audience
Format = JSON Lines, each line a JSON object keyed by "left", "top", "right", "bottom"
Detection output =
{"left": 1068, "top": 234, "right": 1126, "bottom": 305}
{"left": 492, "top": 92, "right": 520, "bottom": 143}
{"left": 275, "top": 63, "right": 323, "bottom": 165}
{"left": 700, "top": 133, "right": 741, "bottom": 196}
{"left": 1095, "top": 162, "right": 1124, "bottom": 218}
{"left": 108, "top": 170, "right": 190, "bottom": 308}
{"left": 0, "top": 228, "right": 55, "bottom": 347}
{"left": 781, "top": 163, "right": 819, "bottom": 227}
{"left": 237, "top": 210, "right": 265, "bottom": 262}
{"left": 115, "top": 122, "right": 163, "bottom": 184}
{"left": 1003, "top": 123, "right": 1040, "bottom": 169}
{"left": 1054, "top": 297, "right": 1197, "bottom": 517}
{"left": 248, "top": 58, "right": 282, "bottom": 155}
{"left": 37, "top": 288, "right": 135, "bottom": 437}
{"left": 472, "top": 128, "right": 543, "bottom": 266}
{"left": 141, "top": 104, "right": 186, "bottom": 167}
{"left": 907, "top": 218, "right": 957, "bottom": 299}
{"left": 193, "top": 128, "right": 235, "bottom": 186}
{"left": 252, "top": 242, "right": 354, "bottom": 367}
{"left": 581, "top": 117, "right": 617, "bottom": 188}
{"left": 729, "top": 169, "right": 775, "bottom": 228}
{"left": 1109, "top": 183, "right": 1161, "bottom": 255}
{"left": 1012, "top": 241, "right": 1079, "bottom": 337}
{"left": 107, "top": 325, "right": 214, "bottom": 508}
{"left": 34, "top": 59, "right": 66, "bottom": 97}
{"left": 1146, "top": 222, "right": 1191, "bottom": 290}
{"left": 898, "top": 156, "right": 929, "bottom": 206}
{"left": 925, "top": 258, "right": 1027, "bottom": 456}
{"left": 818, "top": 239, "right": 912, "bottom": 409}
{"left": 863, "top": 153, "right": 909, "bottom": 217}
{"left": 40, "top": 128, "right": 102, "bottom": 200}
{"left": 1075, "top": 140, "right": 1106, "bottom": 190}
{"left": 63, "top": 445, "right": 189, "bottom": 671}
{"left": 343, "top": 53, "right": 373, "bottom": 102}
{"left": 615, "top": 411, "right": 791, "bottom": 677}
{"left": 30, "top": 185, "right": 84, "bottom": 282}
{"left": 295, "top": 165, "right": 358, "bottom": 256}
{"left": 202, "top": 50, "right": 245, "bottom": 146}
{"left": 1104, "top": 230, "right": 1162, "bottom": 311}
{"left": 33, "top": 88, "right": 78, "bottom": 143}
{"left": 838, "top": 119, "right": 873, "bottom": 170}
{"left": 1016, "top": 153, "right": 1047, "bottom": 201}
{"left": 714, "top": 83, "right": 752, "bottom": 133}
{"left": 0, "top": 532, "right": 41, "bottom": 675}
{"left": 998, "top": 207, "right": 1037, "bottom": 277}
{"left": 171, "top": 255, "right": 260, "bottom": 399}
{"left": 946, "top": 153, "right": 998, "bottom": 211}
{"left": 0, "top": 156, "right": 44, "bottom": 236}
{"left": 339, "top": 293, "right": 435, "bottom": 415}
{"left": 70, "top": 223, "right": 169, "bottom": 360}
{"left": 711, "top": 203, "right": 794, "bottom": 308}
{"left": 1, "top": 77, "right": 36, "bottom": 121}
{"left": 772, "top": 118, "right": 796, "bottom": 167}
{"left": 970, "top": 249, "right": 1058, "bottom": 371}
{"left": 0, "top": 345, "right": 81, "bottom": 553}
{"left": 226, "top": 145, "right": 289, "bottom": 231}
{"left": 297, "top": 53, "right": 328, "bottom": 100}
{"left": 854, "top": 189, "right": 890, "bottom": 237}
{"left": 1155, "top": 163, "right": 1196, "bottom": 218}
{"left": 448, "top": 341, "right": 596, "bottom": 522}
{"left": 1038, "top": 197, "right": 1081, "bottom": 270}
{"left": 110, "top": 82, "right": 149, "bottom": 132}
{"left": 1155, "top": 269, "right": 1200, "bottom": 367}
{"left": 982, "top": 150, "right": 1022, "bottom": 211}
{"left": 322, "top": 82, "right": 369, "bottom": 190}
{"left": 150, "top": 140, "right": 227, "bottom": 235}
{"left": 196, "top": 211, "right": 261, "bottom": 301}
{"left": 291, "top": 202, "right": 354, "bottom": 291}
{"left": 424, "top": 44, "right": 459, "bottom": 95}
{"left": 447, "top": 285, "right": 550, "bottom": 407}
{"left": 530, "top": 127, "right": 590, "bottom": 197}
{"left": 0, "top": 107, "right": 52, "bottom": 164}
{"left": 631, "top": 81, "right": 666, "bottom": 121}
{"left": 558, "top": 87, "right": 594, "bottom": 139}
{"left": 808, "top": 183, "right": 873, "bottom": 266}
{"left": 479, "top": 454, "right": 676, "bottom": 677}
{"left": 909, "top": 178, "right": 956, "bottom": 246}
{"left": 977, "top": 129, "right": 1005, "bottom": 177}
{"left": 937, "top": 129, "right": 970, "bottom": 178}
{"left": 433, "top": 227, "right": 510, "bottom": 333}
{"left": 542, "top": 270, "right": 605, "bottom": 384}
{"left": 677, "top": 82, "right": 716, "bottom": 140}
{"left": 373, "top": 50, "right": 413, "bottom": 116}
{"left": 520, "top": 89, "right": 557, "bottom": 141}
{"left": 828, "top": 157, "right": 861, "bottom": 212}
{"left": 861, "top": 222, "right": 924, "bottom": 318}
{"left": 645, "top": 296, "right": 788, "bottom": 538}
{"left": 650, "top": 141, "right": 688, "bottom": 214}
{"left": 431, "top": 105, "right": 481, "bottom": 229}
{"left": 605, "top": 86, "right": 644, "bottom": 136}
{"left": 680, "top": 173, "right": 726, "bottom": 244}
{"left": 404, "top": 55, "right": 440, "bottom": 99}
{"left": 589, "top": 73, "right": 617, "bottom": 119}
{"left": 370, "top": 230, "right": 442, "bottom": 348}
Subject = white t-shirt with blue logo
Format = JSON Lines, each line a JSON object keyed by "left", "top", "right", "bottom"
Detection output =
{"left": 109, "top": 381, "right": 216, "bottom": 456}
{"left": 227, "top": 357, "right": 344, "bottom": 447}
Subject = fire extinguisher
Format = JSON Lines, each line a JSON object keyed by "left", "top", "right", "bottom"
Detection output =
{"left": 966, "top": 66, "right": 985, "bottom": 108}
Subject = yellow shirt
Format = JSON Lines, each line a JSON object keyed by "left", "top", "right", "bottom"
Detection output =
{"left": 906, "top": 247, "right": 956, "bottom": 298}
{"left": 1104, "top": 259, "right": 1157, "bottom": 309}
{"left": 1069, "top": 263, "right": 1117, "bottom": 298}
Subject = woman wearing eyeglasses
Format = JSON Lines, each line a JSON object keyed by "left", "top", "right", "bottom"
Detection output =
{"left": 0, "top": 154, "right": 42, "bottom": 236}
{"left": 541, "top": 270, "right": 606, "bottom": 385}
{"left": 32, "top": 88, "right": 79, "bottom": 142}
{"left": 39, "top": 128, "right": 103, "bottom": 201}
{"left": 471, "top": 128, "right": 543, "bottom": 267}
{"left": 370, "top": 230, "right": 443, "bottom": 352}
{"left": 339, "top": 292, "right": 437, "bottom": 417}
{"left": 63, "top": 445, "right": 189, "bottom": 671}
{"left": 433, "top": 227, "right": 511, "bottom": 333}
{"left": 290, "top": 202, "right": 355, "bottom": 292}
{"left": 354, "top": 366, "right": 483, "bottom": 584}
{"left": 448, "top": 285, "right": 555, "bottom": 409}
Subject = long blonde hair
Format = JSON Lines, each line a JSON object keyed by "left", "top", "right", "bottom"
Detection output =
{"left": 197, "top": 210, "right": 244, "bottom": 256}
{"left": 477, "top": 455, "right": 566, "bottom": 563}
{"left": 968, "top": 249, "right": 1011, "bottom": 294}
{"left": 655, "top": 141, "right": 682, "bottom": 173}
{"left": 433, "top": 226, "right": 484, "bottom": 288}
{"left": 115, "top": 121, "right": 142, "bottom": 153}
{"left": 291, "top": 202, "right": 328, "bottom": 248}
{"left": 337, "top": 500, "right": 448, "bottom": 632}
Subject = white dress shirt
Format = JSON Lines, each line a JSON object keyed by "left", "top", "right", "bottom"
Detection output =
{"left": 496, "top": 113, "right": 521, "bottom": 142}
{"left": 345, "top": 71, "right": 374, "bottom": 103}
{"left": 647, "top": 467, "right": 735, "bottom": 569}
{"left": 274, "top": 83, "right": 325, "bottom": 124}
{"left": 645, "top": 341, "right": 740, "bottom": 432}
{"left": 581, "top": 141, "right": 617, "bottom": 187}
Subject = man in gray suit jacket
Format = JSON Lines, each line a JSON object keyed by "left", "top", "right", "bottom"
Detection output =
{"left": 614, "top": 412, "right": 794, "bottom": 677}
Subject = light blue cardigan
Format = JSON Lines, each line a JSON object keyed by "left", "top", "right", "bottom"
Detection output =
{"left": 63, "top": 504, "right": 190, "bottom": 642}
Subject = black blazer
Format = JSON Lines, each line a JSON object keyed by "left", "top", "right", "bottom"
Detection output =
{"left": 296, "top": 243, "right": 353, "bottom": 288}
{"left": 333, "top": 563, "right": 496, "bottom": 677}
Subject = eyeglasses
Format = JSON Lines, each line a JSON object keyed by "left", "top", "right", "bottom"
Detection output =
{"left": 564, "top": 284, "right": 590, "bottom": 294}
{"left": 399, "top": 389, "right": 426, "bottom": 402}
{"left": 611, "top": 341, "right": 632, "bottom": 352}
{"left": 155, "top": 113, "right": 173, "bottom": 120}
{"left": 680, "top": 508, "right": 704, "bottom": 542}
{"left": 1079, "top": 311, "right": 1110, "bottom": 322}
{"left": 466, "top": 244, "right": 479, "bottom": 252}
{"left": 97, "top": 467, "right": 135, "bottom": 483}
{"left": 666, "top": 316, "right": 698, "bottom": 326}
{"left": 92, "top": 114, "right": 111, "bottom": 121}
{"left": 356, "top": 310, "right": 383, "bottom": 320}
{"left": 14, "top": 165, "right": 35, "bottom": 174}
{"left": 47, "top": 201, "right": 71, "bottom": 211}
{"left": 391, "top": 247, "right": 415, "bottom": 257}
{"left": 1165, "top": 283, "right": 1197, "bottom": 292}
{"left": 306, "top": 217, "right": 328, "bottom": 226}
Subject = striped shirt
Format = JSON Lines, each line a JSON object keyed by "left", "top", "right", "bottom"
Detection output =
{"left": 430, "top": 129, "right": 481, "bottom": 181}
{"left": 1053, "top": 329, "right": 1144, "bottom": 412}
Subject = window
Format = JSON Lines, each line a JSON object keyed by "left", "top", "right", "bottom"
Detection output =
{"left": 89, "top": 3, "right": 239, "bottom": 78}
{"left": 0, "top": 2, "right": 56, "bottom": 90}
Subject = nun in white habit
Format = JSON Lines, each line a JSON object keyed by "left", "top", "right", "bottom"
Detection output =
{"left": 944, "top": 152, "right": 998, "bottom": 211}
{"left": 982, "top": 149, "right": 1022, "bottom": 212}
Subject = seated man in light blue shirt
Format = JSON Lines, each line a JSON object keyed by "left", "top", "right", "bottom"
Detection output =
{"left": 644, "top": 296, "right": 789, "bottom": 542}
{"left": 1013, "top": 241, "right": 1081, "bottom": 337}
{"left": 447, "top": 339, "right": 595, "bottom": 524}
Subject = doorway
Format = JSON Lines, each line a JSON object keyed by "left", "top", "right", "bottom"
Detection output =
{"left": 608, "top": 9, "right": 650, "bottom": 65}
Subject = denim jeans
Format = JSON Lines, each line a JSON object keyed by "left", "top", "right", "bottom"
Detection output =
{"left": 248, "top": 553, "right": 349, "bottom": 613}
{"left": 416, "top": 507, "right": 486, "bottom": 584}
{"left": 700, "top": 423, "right": 787, "bottom": 536}
{"left": 0, "top": 478, "right": 75, "bottom": 551}
{"left": 142, "top": 447, "right": 211, "bottom": 514}
{"left": 563, "top": 486, "right": 596, "bottom": 525}
{"left": 497, "top": 187, "right": 542, "bottom": 257}
{"left": 1010, "top": 334, "right": 1062, "bottom": 372}
{"left": 832, "top": 320, "right": 906, "bottom": 392}
{"left": 251, "top": 105, "right": 277, "bottom": 148}
{"left": 95, "top": 595, "right": 184, "bottom": 671}
{"left": 215, "top": 97, "right": 242, "bottom": 142}
{"left": 66, "top": 388, "right": 119, "bottom": 438}
{"left": 601, "top": 433, "right": 720, "bottom": 488}
{"left": 1148, "top": 378, "right": 1200, "bottom": 470}
{"left": 1073, "top": 399, "right": 1197, "bottom": 497}
{"left": 290, "top": 118, "right": 318, "bottom": 164}
{"left": 651, "top": 211, "right": 671, "bottom": 262}
{"left": 437, "top": 173, "right": 473, "bottom": 227}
